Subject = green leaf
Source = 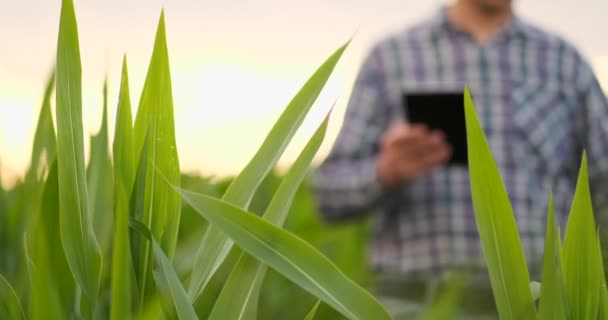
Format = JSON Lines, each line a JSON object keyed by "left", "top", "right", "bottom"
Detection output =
{"left": 188, "top": 41, "right": 349, "bottom": 301}
{"left": 27, "top": 160, "right": 75, "bottom": 319}
{"left": 131, "top": 10, "right": 181, "bottom": 308}
{"left": 208, "top": 253, "right": 266, "bottom": 320}
{"left": 463, "top": 87, "right": 536, "bottom": 320}
{"left": 131, "top": 128, "right": 152, "bottom": 309}
{"left": 415, "top": 275, "right": 466, "bottom": 320}
{"left": 209, "top": 114, "right": 331, "bottom": 320}
{"left": 111, "top": 55, "right": 135, "bottom": 320}
{"left": 563, "top": 153, "right": 601, "bottom": 320}
{"left": 6, "top": 69, "right": 57, "bottom": 284}
{"left": 0, "top": 273, "right": 26, "bottom": 320}
{"left": 23, "top": 69, "right": 58, "bottom": 234}
{"left": 87, "top": 78, "right": 114, "bottom": 251}
{"left": 557, "top": 229, "right": 565, "bottom": 267}
{"left": 55, "top": 0, "right": 101, "bottom": 312}
{"left": 538, "top": 193, "right": 568, "bottom": 320}
{"left": 26, "top": 69, "right": 57, "bottom": 182}
{"left": 131, "top": 220, "right": 198, "bottom": 320}
{"left": 25, "top": 237, "right": 63, "bottom": 320}
{"left": 598, "top": 234, "right": 608, "bottom": 320}
{"left": 304, "top": 301, "right": 321, "bottom": 320}
{"left": 175, "top": 188, "right": 391, "bottom": 320}
{"left": 0, "top": 170, "right": 6, "bottom": 273}
{"left": 113, "top": 55, "right": 136, "bottom": 199}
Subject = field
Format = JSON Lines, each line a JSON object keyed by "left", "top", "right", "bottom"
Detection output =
{"left": 2, "top": 0, "right": 608, "bottom": 319}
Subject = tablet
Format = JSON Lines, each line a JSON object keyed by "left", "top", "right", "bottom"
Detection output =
{"left": 403, "top": 91, "right": 467, "bottom": 166}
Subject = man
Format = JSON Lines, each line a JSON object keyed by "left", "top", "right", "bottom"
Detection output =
{"left": 313, "top": 0, "right": 608, "bottom": 317}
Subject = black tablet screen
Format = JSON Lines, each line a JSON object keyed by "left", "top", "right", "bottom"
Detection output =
{"left": 403, "top": 92, "right": 467, "bottom": 166}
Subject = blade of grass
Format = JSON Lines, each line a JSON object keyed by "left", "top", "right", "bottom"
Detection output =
{"left": 175, "top": 188, "right": 391, "bottom": 320}
{"left": 0, "top": 273, "right": 26, "bottom": 320}
{"left": 55, "top": 0, "right": 101, "bottom": 313}
{"left": 0, "top": 169, "right": 6, "bottom": 277}
{"left": 87, "top": 78, "right": 113, "bottom": 251}
{"left": 415, "top": 276, "right": 466, "bottom": 320}
{"left": 26, "top": 69, "right": 57, "bottom": 183}
{"left": 5, "top": 69, "right": 57, "bottom": 290}
{"left": 188, "top": 41, "right": 349, "bottom": 301}
{"left": 22, "top": 69, "right": 58, "bottom": 237}
{"left": 131, "top": 10, "right": 181, "bottom": 256}
{"left": 464, "top": 87, "right": 536, "bottom": 320}
{"left": 557, "top": 229, "right": 564, "bottom": 267}
{"left": 111, "top": 55, "right": 135, "bottom": 320}
{"left": 538, "top": 192, "right": 568, "bottom": 320}
{"left": 131, "top": 129, "right": 152, "bottom": 309}
{"left": 304, "top": 301, "right": 321, "bottom": 320}
{"left": 131, "top": 220, "right": 198, "bottom": 320}
{"left": 27, "top": 160, "right": 75, "bottom": 319}
{"left": 209, "top": 113, "right": 331, "bottom": 320}
{"left": 598, "top": 234, "right": 608, "bottom": 320}
{"left": 563, "top": 153, "right": 601, "bottom": 319}
{"left": 25, "top": 237, "right": 63, "bottom": 320}
{"left": 131, "top": 10, "right": 181, "bottom": 307}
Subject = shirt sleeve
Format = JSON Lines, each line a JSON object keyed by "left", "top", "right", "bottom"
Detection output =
{"left": 577, "top": 62, "right": 608, "bottom": 226}
{"left": 312, "top": 45, "right": 397, "bottom": 222}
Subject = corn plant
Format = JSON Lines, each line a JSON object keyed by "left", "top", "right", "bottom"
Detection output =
{"left": 0, "top": 0, "right": 390, "bottom": 319}
{"left": 464, "top": 87, "right": 608, "bottom": 320}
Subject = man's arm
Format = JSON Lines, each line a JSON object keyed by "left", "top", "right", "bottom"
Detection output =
{"left": 584, "top": 80, "right": 608, "bottom": 222}
{"left": 576, "top": 58, "right": 608, "bottom": 225}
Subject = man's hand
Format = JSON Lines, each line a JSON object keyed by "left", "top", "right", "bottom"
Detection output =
{"left": 376, "top": 122, "right": 452, "bottom": 189}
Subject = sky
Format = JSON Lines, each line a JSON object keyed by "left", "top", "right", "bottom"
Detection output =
{"left": 1, "top": 0, "right": 607, "bottom": 186}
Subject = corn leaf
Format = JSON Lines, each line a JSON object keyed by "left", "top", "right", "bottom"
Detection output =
{"left": 415, "top": 276, "right": 465, "bottom": 320}
{"left": 598, "top": 234, "right": 608, "bottom": 320}
{"left": 131, "top": 220, "right": 198, "bottom": 320}
{"left": 131, "top": 10, "right": 181, "bottom": 308}
{"left": 131, "top": 128, "right": 152, "bottom": 309}
{"left": 55, "top": 0, "right": 101, "bottom": 312}
{"left": 132, "top": 9, "right": 181, "bottom": 256}
{"left": 26, "top": 69, "right": 57, "bottom": 183}
{"left": 538, "top": 193, "right": 568, "bottom": 320}
{"left": 87, "top": 78, "right": 114, "bottom": 251}
{"left": 209, "top": 114, "right": 331, "bottom": 320}
{"left": 208, "top": 253, "right": 265, "bottom": 320}
{"left": 563, "top": 153, "right": 601, "bottom": 320}
{"left": 0, "top": 171, "right": 6, "bottom": 277}
{"left": 175, "top": 188, "right": 391, "bottom": 320}
{"left": 557, "top": 229, "right": 565, "bottom": 267}
{"left": 27, "top": 160, "right": 75, "bottom": 319}
{"left": 188, "top": 41, "right": 349, "bottom": 301}
{"left": 22, "top": 69, "right": 58, "bottom": 236}
{"left": 6, "top": 70, "right": 57, "bottom": 281}
{"left": 25, "top": 244, "right": 63, "bottom": 320}
{"left": 464, "top": 88, "right": 536, "bottom": 320}
{"left": 598, "top": 236, "right": 608, "bottom": 320}
{"left": 0, "top": 273, "right": 25, "bottom": 320}
{"left": 111, "top": 56, "right": 135, "bottom": 320}
{"left": 130, "top": 127, "right": 156, "bottom": 309}
{"left": 304, "top": 301, "right": 321, "bottom": 320}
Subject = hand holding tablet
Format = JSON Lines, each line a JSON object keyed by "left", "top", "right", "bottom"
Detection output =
{"left": 376, "top": 122, "right": 452, "bottom": 188}
{"left": 403, "top": 91, "right": 468, "bottom": 166}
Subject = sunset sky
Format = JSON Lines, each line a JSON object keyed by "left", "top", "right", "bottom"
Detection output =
{"left": 1, "top": 0, "right": 607, "bottom": 186}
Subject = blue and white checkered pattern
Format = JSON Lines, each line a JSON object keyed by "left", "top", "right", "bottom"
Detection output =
{"left": 313, "top": 8, "right": 608, "bottom": 281}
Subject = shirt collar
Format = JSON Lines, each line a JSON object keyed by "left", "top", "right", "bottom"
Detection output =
{"left": 429, "top": 7, "right": 536, "bottom": 41}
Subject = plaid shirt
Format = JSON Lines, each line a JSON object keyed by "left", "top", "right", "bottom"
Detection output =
{"left": 313, "top": 9, "right": 608, "bottom": 281}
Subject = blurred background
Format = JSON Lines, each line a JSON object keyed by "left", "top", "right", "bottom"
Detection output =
{"left": 1, "top": 0, "right": 607, "bottom": 187}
